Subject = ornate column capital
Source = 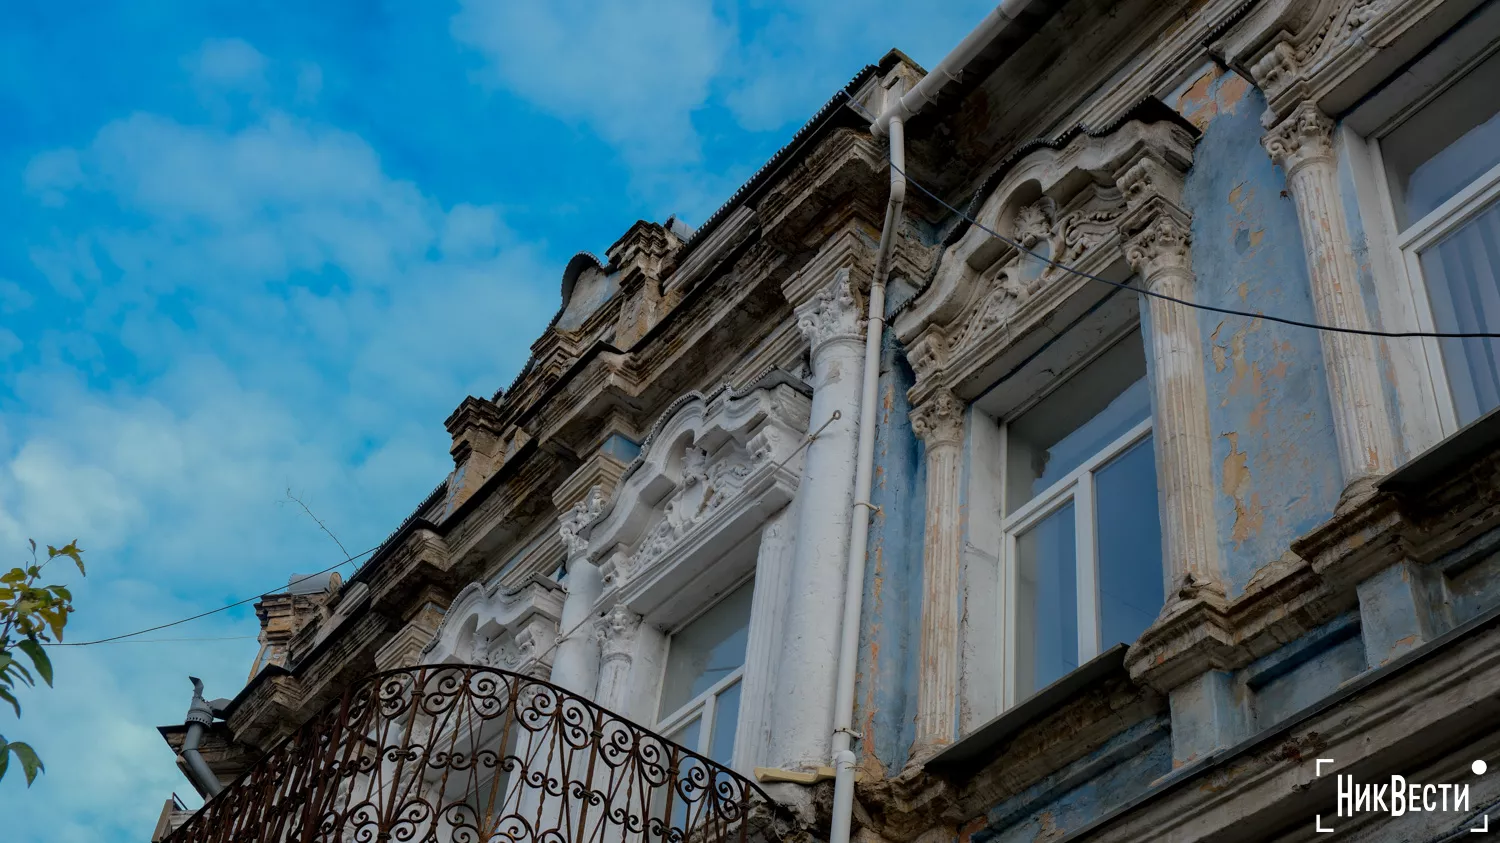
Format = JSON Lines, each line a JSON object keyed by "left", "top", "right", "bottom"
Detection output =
{"left": 1124, "top": 212, "right": 1193, "bottom": 283}
{"left": 1118, "top": 154, "right": 1186, "bottom": 213}
{"left": 906, "top": 328, "right": 950, "bottom": 390}
{"left": 910, "top": 390, "right": 965, "bottom": 450}
{"left": 795, "top": 269, "right": 865, "bottom": 357}
{"left": 1262, "top": 102, "right": 1336, "bottom": 179}
{"left": 558, "top": 484, "right": 606, "bottom": 561}
{"left": 594, "top": 602, "right": 642, "bottom": 664}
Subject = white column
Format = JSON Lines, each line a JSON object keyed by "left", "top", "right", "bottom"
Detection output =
{"left": 770, "top": 269, "right": 865, "bottom": 770}
{"left": 734, "top": 506, "right": 798, "bottom": 771}
{"left": 1117, "top": 156, "right": 1224, "bottom": 602}
{"left": 909, "top": 389, "right": 965, "bottom": 758}
{"left": 550, "top": 498, "right": 605, "bottom": 696}
{"left": 1264, "top": 103, "right": 1397, "bottom": 493}
{"left": 593, "top": 603, "right": 644, "bottom": 713}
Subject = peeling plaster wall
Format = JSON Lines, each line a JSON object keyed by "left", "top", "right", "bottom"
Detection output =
{"left": 969, "top": 718, "right": 1172, "bottom": 843}
{"left": 1173, "top": 67, "right": 1345, "bottom": 595}
{"left": 855, "top": 328, "right": 927, "bottom": 776}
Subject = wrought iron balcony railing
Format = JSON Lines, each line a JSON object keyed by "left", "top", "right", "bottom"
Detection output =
{"left": 169, "top": 665, "right": 770, "bottom": 843}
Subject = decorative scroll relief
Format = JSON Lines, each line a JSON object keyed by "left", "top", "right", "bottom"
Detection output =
{"left": 949, "top": 190, "right": 1125, "bottom": 363}
{"left": 595, "top": 602, "right": 643, "bottom": 663}
{"left": 795, "top": 269, "right": 865, "bottom": 355}
{"left": 420, "top": 575, "right": 565, "bottom": 679}
{"left": 1248, "top": 0, "right": 1394, "bottom": 120}
{"left": 562, "top": 377, "right": 812, "bottom": 598}
{"left": 894, "top": 120, "right": 1196, "bottom": 405}
{"left": 1262, "top": 102, "right": 1337, "bottom": 175}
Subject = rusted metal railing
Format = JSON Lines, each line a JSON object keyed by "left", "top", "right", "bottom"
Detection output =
{"left": 169, "top": 665, "right": 769, "bottom": 843}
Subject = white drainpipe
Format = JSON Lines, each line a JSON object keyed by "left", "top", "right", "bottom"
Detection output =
{"left": 871, "top": 0, "right": 1036, "bottom": 138}
{"left": 828, "top": 105, "right": 905, "bottom": 843}
{"left": 829, "top": 5, "right": 1037, "bottom": 840}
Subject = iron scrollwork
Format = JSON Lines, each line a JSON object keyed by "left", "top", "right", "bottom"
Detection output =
{"left": 169, "top": 664, "right": 768, "bottom": 843}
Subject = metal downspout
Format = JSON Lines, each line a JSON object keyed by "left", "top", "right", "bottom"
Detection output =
{"left": 181, "top": 677, "right": 223, "bottom": 798}
{"left": 828, "top": 108, "right": 906, "bottom": 843}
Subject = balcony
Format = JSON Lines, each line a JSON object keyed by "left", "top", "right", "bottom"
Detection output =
{"left": 168, "top": 664, "right": 770, "bottom": 843}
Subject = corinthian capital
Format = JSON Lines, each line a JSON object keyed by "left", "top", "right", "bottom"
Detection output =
{"left": 1125, "top": 214, "right": 1193, "bottom": 281}
{"left": 1263, "top": 102, "right": 1335, "bottom": 177}
{"left": 910, "top": 390, "right": 965, "bottom": 449}
{"left": 795, "top": 270, "right": 864, "bottom": 356}
{"left": 595, "top": 602, "right": 642, "bottom": 662}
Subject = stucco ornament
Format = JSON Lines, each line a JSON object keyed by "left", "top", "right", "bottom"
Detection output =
{"left": 910, "top": 390, "right": 965, "bottom": 449}
{"left": 907, "top": 329, "right": 951, "bottom": 387}
{"left": 594, "top": 603, "right": 643, "bottom": 662}
{"left": 559, "top": 484, "right": 607, "bottom": 557}
{"left": 627, "top": 445, "right": 755, "bottom": 576}
{"left": 1124, "top": 215, "right": 1192, "bottom": 280}
{"left": 1249, "top": 0, "right": 1394, "bottom": 124}
{"left": 795, "top": 272, "right": 864, "bottom": 355}
{"left": 1262, "top": 102, "right": 1336, "bottom": 175}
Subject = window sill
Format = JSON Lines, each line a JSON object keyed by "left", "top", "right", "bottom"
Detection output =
{"left": 924, "top": 643, "right": 1130, "bottom": 778}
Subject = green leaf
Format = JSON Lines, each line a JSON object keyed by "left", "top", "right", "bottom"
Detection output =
{"left": 3, "top": 660, "right": 34, "bottom": 687}
{"left": 0, "top": 687, "right": 19, "bottom": 718}
{"left": 0, "top": 741, "right": 7, "bottom": 783}
{"left": 8, "top": 741, "right": 42, "bottom": 785}
{"left": 52, "top": 585, "right": 71, "bottom": 601}
{"left": 17, "top": 640, "right": 51, "bottom": 687}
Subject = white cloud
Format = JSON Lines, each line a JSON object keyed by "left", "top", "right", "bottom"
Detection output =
{"left": 185, "top": 38, "right": 268, "bottom": 93}
{"left": 451, "top": 0, "right": 730, "bottom": 167}
{"left": 1, "top": 38, "right": 559, "bottom": 840}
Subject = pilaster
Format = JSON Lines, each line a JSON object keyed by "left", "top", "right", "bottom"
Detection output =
{"left": 1263, "top": 102, "right": 1397, "bottom": 496}
{"left": 909, "top": 389, "right": 965, "bottom": 759}
{"left": 1117, "top": 151, "right": 1240, "bottom": 766}
{"left": 1117, "top": 154, "right": 1224, "bottom": 606}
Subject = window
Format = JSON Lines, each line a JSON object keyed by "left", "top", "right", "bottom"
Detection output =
{"left": 1001, "top": 332, "right": 1164, "bottom": 701}
{"left": 1378, "top": 45, "right": 1500, "bottom": 427}
{"left": 655, "top": 579, "right": 753, "bottom": 766}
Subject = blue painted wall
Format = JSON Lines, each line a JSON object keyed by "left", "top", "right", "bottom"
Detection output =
{"left": 1176, "top": 68, "right": 1345, "bottom": 595}
{"left": 970, "top": 718, "right": 1172, "bottom": 843}
{"left": 855, "top": 322, "right": 928, "bottom": 776}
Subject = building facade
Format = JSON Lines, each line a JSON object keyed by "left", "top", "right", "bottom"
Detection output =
{"left": 155, "top": 1, "right": 1500, "bottom": 841}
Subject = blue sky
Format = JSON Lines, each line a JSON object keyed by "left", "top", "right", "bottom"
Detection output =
{"left": 0, "top": 2, "right": 992, "bottom": 838}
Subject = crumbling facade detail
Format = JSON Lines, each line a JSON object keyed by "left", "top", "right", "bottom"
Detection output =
{"left": 1264, "top": 101, "right": 1398, "bottom": 493}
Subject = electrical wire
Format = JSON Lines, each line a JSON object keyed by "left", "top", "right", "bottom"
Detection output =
{"left": 842, "top": 92, "right": 1500, "bottom": 340}
{"left": 46, "top": 544, "right": 379, "bottom": 647}
{"left": 77, "top": 635, "right": 260, "bottom": 645}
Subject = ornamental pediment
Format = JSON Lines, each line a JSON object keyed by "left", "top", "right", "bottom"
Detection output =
{"left": 894, "top": 119, "right": 1195, "bottom": 403}
{"left": 558, "top": 373, "right": 811, "bottom": 621}
{"left": 420, "top": 574, "right": 564, "bottom": 678}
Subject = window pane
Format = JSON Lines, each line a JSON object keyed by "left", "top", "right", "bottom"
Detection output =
{"left": 707, "top": 680, "right": 741, "bottom": 765}
{"left": 1007, "top": 333, "right": 1150, "bottom": 513}
{"left": 658, "top": 580, "right": 755, "bottom": 720}
{"left": 1014, "top": 502, "right": 1077, "bottom": 699}
{"left": 1420, "top": 198, "right": 1500, "bottom": 425}
{"left": 1384, "top": 49, "right": 1500, "bottom": 229}
{"left": 1094, "top": 436, "right": 1165, "bottom": 648}
{"left": 666, "top": 716, "right": 701, "bottom": 754}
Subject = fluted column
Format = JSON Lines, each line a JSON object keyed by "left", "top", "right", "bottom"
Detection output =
{"left": 769, "top": 268, "right": 866, "bottom": 770}
{"left": 1264, "top": 103, "right": 1396, "bottom": 493}
{"left": 1117, "top": 156, "right": 1224, "bottom": 601}
{"left": 909, "top": 389, "right": 965, "bottom": 758}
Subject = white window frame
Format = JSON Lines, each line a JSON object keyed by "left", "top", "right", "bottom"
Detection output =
{"left": 998, "top": 414, "right": 1154, "bottom": 708}
{"left": 652, "top": 577, "right": 753, "bottom": 765}
{"left": 1355, "top": 34, "right": 1500, "bottom": 440}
